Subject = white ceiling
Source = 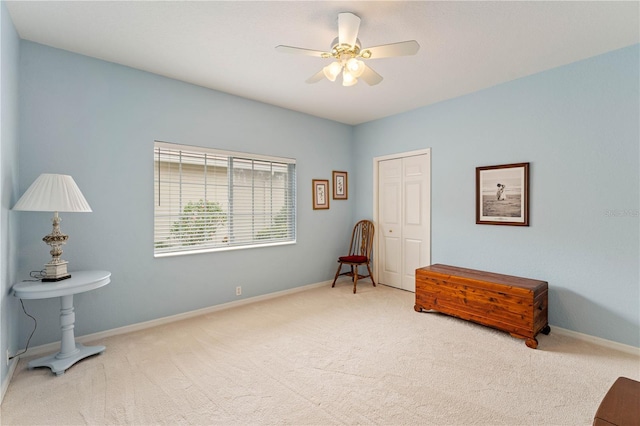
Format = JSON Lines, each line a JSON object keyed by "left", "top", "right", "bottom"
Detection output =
{"left": 6, "top": 1, "right": 640, "bottom": 125}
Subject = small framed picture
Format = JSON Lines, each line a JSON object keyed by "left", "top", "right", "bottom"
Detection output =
{"left": 332, "top": 171, "right": 348, "bottom": 200}
{"left": 476, "top": 162, "right": 529, "bottom": 226}
{"left": 312, "top": 179, "right": 330, "bottom": 210}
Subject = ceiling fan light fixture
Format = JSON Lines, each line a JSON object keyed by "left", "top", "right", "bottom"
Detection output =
{"left": 346, "top": 58, "right": 365, "bottom": 78}
{"left": 276, "top": 12, "right": 420, "bottom": 87}
{"left": 323, "top": 61, "right": 342, "bottom": 82}
{"left": 342, "top": 69, "right": 358, "bottom": 87}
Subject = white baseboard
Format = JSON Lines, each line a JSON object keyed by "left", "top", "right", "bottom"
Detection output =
{"left": 15, "top": 280, "right": 332, "bottom": 359}
{"left": 550, "top": 325, "right": 640, "bottom": 357}
{"left": 1, "top": 355, "right": 19, "bottom": 404}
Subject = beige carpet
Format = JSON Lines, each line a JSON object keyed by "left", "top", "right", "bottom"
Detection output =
{"left": 2, "top": 281, "right": 639, "bottom": 425}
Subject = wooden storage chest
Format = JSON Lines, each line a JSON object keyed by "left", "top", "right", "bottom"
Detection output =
{"left": 415, "top": 264, "right": 550, "bottom": 348}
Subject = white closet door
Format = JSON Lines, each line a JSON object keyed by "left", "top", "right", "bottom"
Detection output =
{"left": 377, "top": 152, "right": 430, "bottom": 292}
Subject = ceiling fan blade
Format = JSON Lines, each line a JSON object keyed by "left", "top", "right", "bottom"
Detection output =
{"left": 275, "top": 45, "right": 329, "bottom": 58}
{"left": 360, "top": 64, "right": 383, "bottom": 86}
{"left": 361, "top": 40, "right": 420, "bottom": 59}
{"left": 338, "top": 12, "right": 361, "bottom": 47}
{"left": 306, "top": 69, "right": 326, "bottom": 84}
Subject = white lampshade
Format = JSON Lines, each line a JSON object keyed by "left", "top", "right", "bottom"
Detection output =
{"left": 13, "top": 174, "right": 92, "bottom": 212}
{"left": 342, "top": 69, "right": 358, "bottom": 87}
{"left": 346, "top": 58, "right": 365, "bottom": 78}
{"left": 323, "top": 61, "right": 343, "bottom": 82}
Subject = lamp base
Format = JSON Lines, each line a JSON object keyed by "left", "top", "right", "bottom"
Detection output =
{"left": 42, "top": 275, "right": 72, "bottom": 282}
{"left": 42, "top": 260, "right": 71, "bottom": 282}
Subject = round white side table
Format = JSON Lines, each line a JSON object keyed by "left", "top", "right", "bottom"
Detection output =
{"left": 12, "top": 270, "right": 111, "bottom": 376}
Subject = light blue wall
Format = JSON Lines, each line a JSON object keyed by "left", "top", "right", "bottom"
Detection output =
{"left": 353, "top": 45, "right": 640, "bottom": 347}
{"left": 8, "top": 34, "right": 640, "bottom": 352}
{"left": 1, "top": 0, "right": 21, "bottom": 389}
{"left": 16, "top": 41, "right": 354, "bottom": 347}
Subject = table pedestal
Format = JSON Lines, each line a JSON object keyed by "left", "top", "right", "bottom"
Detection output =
{"left": 28, "top": 343, "right": 105, "bottom": 376}
{"left": 27, "top": 294, "right": 105, "bottom": 375}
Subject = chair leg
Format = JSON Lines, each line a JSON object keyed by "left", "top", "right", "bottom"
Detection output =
{"left": 367, "top": 263, "right": 376, "bottom": 287}
{"left": 353, "top": 265, "right": 358, "bottom": 293}
{"left": 331, "top": 262, "right": 342, "bottom": 288}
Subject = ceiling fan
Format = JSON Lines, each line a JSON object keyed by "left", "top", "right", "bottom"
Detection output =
{"left": 276, "top": 12, "right": 420, "bottom": 87}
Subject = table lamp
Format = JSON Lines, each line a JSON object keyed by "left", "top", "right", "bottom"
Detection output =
{"left": 13, "top": 173, "right": 92, "bottom": 281}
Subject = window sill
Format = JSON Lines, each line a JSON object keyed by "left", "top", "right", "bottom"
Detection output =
{"left": 154, "top": 240, "right": 297, "bottom": 258}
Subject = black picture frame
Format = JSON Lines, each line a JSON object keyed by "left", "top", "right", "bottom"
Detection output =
{"left": 476, "top": 162, "right": 529, "bottom": 226}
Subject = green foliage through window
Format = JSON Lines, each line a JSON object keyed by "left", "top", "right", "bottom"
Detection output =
{"left": 170, "top": 200, "right": 227, "bottom": 246}
{"left": 256, "top": 206, "right": 290, "bottom": 241}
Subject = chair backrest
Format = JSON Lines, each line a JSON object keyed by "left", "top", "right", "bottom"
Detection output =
{"left": 347, "top": 220, "right": 375, "bottom": 259}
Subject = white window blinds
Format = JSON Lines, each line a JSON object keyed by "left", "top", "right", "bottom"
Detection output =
{"left": 154, "top": 141, "right": 296, "bottom": 256}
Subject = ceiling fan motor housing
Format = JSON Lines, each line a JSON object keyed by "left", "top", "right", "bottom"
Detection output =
{"left": 327, "top": 37, "right": 365, "bottom": 59}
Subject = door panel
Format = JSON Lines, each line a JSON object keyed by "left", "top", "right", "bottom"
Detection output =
{"left": 378, "top": 159, "right": 402, "bottom": 287}
{"left": 404, "top": 239, "right": 422, "bottom": 280}
{"left": 401, "top": 154, "right": 430, "bottom": 292}
{"left": 405, "top": 182, "right": 422, "bottom": 225}
{"left": 383, "top": 236, "right": 401, "bottom": 273}
{"left": 382, "top": 182, "right": 400, "bottom": 224}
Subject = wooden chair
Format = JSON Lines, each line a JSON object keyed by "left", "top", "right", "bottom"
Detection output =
{"left": 331, "top": 220, "right": 376, "bottom": 294}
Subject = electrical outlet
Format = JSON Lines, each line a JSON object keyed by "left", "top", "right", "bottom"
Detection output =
{"left": 236, "top": 286, "right": 242, "bottom": 296}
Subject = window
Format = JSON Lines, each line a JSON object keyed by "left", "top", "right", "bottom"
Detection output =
{"left": 154, "top": 141, "right": 296, "bottom": 256}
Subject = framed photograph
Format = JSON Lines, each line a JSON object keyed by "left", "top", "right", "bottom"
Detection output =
{"left": 332, "top": 171, "right": 348, "bottom": 200}
{"left": 312, "top": 179, "right": 330, "bottom": 210}
{"left": 476, "top": 162, "right": 529, "bottom": 226}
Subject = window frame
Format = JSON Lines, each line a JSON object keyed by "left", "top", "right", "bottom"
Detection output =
{"left": 154, "top": 141, "right": 297, "bottom": 257}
